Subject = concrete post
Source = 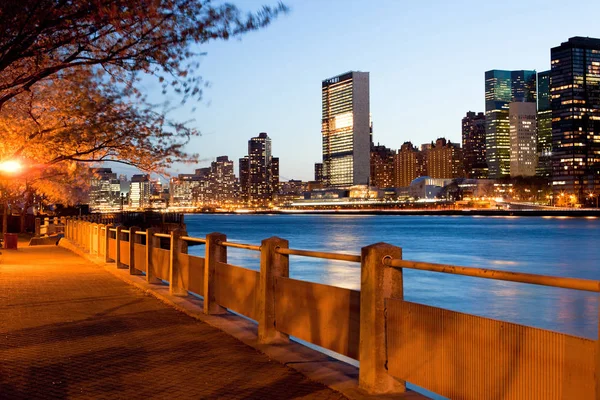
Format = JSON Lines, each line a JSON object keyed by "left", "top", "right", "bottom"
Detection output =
{"left": 359, "top": 242, "right": 405, "bottom": 394}
{"left": 145, "top": 228, "right": 161, "bottom": 284}
{"left": 90, "top": 223, "right": 97, "bottom": 254}
{"left": 35, "top": 218, "right": 41, "bottom": 238}
{"left": 104, "top": 224, "right": 114, "bottom": 263}
{"left": 204, "top": 233, "right": 227, "bottom": 315}
{"left": 169, "top": 228, "right": 188, "bottom": 296}
{"left": 116, "top": 226, "right": 126, "bottom": 268}
{"left": 258, "top": 237, "right": 290, "bottom": 344}
{"left": 129, "top": 226, "right": 142, "bottom": 275}
{"left": 97, "top": 224, "right": 105, "bottom": 258}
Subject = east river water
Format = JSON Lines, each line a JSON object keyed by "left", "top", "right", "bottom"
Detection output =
{"left": 186, "top": 213, "right": 600, "bottom": 340}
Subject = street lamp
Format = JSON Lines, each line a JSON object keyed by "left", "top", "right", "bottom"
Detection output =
{"left": 0, "top": 160, "right": 22, "bottom": 174}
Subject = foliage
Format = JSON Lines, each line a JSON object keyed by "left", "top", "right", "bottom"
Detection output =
{"left": 0, "top": 0, "right": 287, "bottom": 205}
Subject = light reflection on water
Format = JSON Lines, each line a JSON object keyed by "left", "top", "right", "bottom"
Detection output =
{"left": 186, "top": 214, "right": 600, "bottom": 340}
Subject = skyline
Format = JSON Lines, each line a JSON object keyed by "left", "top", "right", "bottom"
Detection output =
{"left": 121, "top": 0, "right": 600, "bottom": 182}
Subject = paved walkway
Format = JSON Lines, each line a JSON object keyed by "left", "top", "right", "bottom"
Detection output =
{"left": 0, "top": 243, "right": 345, "bottom": 399}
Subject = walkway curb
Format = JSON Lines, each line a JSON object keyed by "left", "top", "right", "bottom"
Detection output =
{"left": 58, "top": 239, "right": 427, "bottom": 400}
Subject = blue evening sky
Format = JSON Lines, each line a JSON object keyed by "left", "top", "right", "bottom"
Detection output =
{"left": 119, "top": 0, "right": 600, "bottom": 182}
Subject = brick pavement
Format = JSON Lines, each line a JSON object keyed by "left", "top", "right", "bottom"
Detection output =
{"left": 0, "top": 244, "right": 346, "bottom": 399}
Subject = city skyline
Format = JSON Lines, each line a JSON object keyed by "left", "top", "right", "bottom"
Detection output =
{"left": 108, "top": 0, "right": 600, "bottom": 182}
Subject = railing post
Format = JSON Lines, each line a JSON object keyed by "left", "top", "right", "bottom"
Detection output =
{"left": 90, "top": 223, "right": 96, "bottom": 254}
{"left": 34, "top": 218, "right": 40, "bottom": 238}
{"left": 98, "top": 224, "right": 105, "bottom": 257}
{"left": 129, "top": 226, "right": 142, "bottom": 275}
{"left": 115, "top": 226, "right": 125, "bottom": 268}
{"left": 169, "top": 228, "right": 188, "bottom": 296}
{"left": 145, "top": 228, "right": 161, "bottom": 284}
{"left": 105, "top": 224, "right": 114, "bottom": 263}
{"left": 258, "top": 237, "right": 289, "bottom": 344}
{"left": 359, "top": 242, "right": 405, "bottom": 394}
{"left": 204, "top": 233, "right": 227, "bottom": 314}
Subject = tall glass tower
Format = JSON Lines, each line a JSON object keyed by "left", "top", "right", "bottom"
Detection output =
{"left": 536, "top": 70, "right": 552, "bottom": 177}
{"left": 551, "top": 37, "right": 600, "bottom": 198}
{"left": 321, "top": 71, "right": 370, "bottom": 187}
{"left": 485, "top": 70, "right": 537, "bottom": 178}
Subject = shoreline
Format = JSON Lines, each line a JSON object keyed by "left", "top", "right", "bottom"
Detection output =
{"left": 189, "top": 209, "right": 600, "bottom": 217}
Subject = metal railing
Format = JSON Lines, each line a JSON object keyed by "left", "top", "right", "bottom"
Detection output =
{"left": 275, "top": 247, "right": 361, "bottom": 263}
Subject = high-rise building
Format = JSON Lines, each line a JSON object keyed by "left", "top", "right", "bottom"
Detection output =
{"left": 239, "top": 132, "right": 278, "bottom": 205}
{"left": 89, "top": 168, "right": 121, "bottom": 211}
{"left": 509, "top": 102, "right": 538, "bottom": 177}
{"left": 169, "top": 173, "right": 201, "bottom": 207}
{"left": 394, "top": 142, "right": 424, "bottom": 187}
{"left": 370, "top": 144, "right": 395, "bottom": 188}
{"left": 129, "top": 174, "right": 151, "bottom": 209}
{"left": 321, "top": 71, "right": 370, "bottom": 187}
{"left": 238, "top": 156, "right": 250, "bottom": 203}
{"left": 536, "top": 70, "right": 552, "bottom": 177}
{"left": 551, "top": 37, "right": 600, "bottom": 197}
{"left": 195, "top": 156, "right": 238, "bottom": 206}
{"left": 485, "top": 70, "right": 537, "bottom": 178}
{"left": 427, "top": 138, "right": 465, "bottom": 179}
{"left": 462, "top": 111, "right": 488, "bottom": 179}
{"left": 314, "top": 163, "right": 324, "bottom": 184}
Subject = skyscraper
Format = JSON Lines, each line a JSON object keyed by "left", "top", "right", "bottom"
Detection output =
{"left": 462, "top": 111, "right": 487, "bottom": 179}
{"left": 536, "top": 70, "right": 552, "bottom": 177}
{"left": 427, "top": 138, "right": 464, "bottom": 179}
{"left": 239, "top": 132, "right": 278, "bottom": 205}
{"left": 394, "top": 142, "right": 424, "bottom": 187}
{"left": 509, "top": 102, "right": 538, "bottom": 177}
{"left": 485, "top": 70, "right": 537, "bottom": 178}
{"left": 551, "top": 37, "right": 600, "bottom": 197}
{"left": 129, "top": 174, "right": 151, "bottom": 209}
{"left": 370, "top": 144, "right": 395, "bottom": 188}
{"left": 89, "top": 168, "right": 121, "bottom": 212}
{"left": 321, "top": 71, "right": 370, "bottom": 187}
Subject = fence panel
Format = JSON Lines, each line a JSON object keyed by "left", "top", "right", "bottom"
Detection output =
{"left": 275, "top": 277, "right": 360, "bottom": 359}
{"left": 386, "top": 299, "right": 595, "bottom": 400}
{"left": 214, "top": 262, "right": 259, "bottom": 320}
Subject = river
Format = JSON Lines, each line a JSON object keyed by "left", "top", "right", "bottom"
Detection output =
{"left": 185, "top": 214, "right": 600, "bottom": 340}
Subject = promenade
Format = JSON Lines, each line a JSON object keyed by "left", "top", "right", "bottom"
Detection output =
{"left": 0, "top": 242, "right": 346, "bottom": 399}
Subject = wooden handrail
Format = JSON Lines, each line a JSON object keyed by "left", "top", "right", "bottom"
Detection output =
{"left": 275, "top": 247, "right": 361, "bottom": 263}
{"left": 385, "top": 258, "right": 600, "bottom": 292}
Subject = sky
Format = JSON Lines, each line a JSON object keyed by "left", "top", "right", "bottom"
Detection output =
{"left": 115, "top": 0, "right": 600, "bottom": 182}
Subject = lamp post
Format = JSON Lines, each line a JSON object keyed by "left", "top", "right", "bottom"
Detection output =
{"left": 0, "top": 160, "right": 23, "bottom": 239}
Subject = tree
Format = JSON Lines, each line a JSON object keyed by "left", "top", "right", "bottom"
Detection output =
{"left": 0, "top": 0, "right": 287, "bottom": 109}
{"left": 0, "top": 0, "right": 287, "bottom": 208}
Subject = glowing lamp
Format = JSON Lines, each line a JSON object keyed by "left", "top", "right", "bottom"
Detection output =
{"left": 0, "top": 160, "right": 22, "bottom": 174}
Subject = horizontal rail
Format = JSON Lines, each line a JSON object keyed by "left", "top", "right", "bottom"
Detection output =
{"left": 219, "top": 241, "right": 261, "bottom": 251}
{"left": 180, "top": 236, "right": 206, "bottom": 244}
{"left": 154, "top": 233, "right": 171, "bottom": 239}
{"left": 385, "top": 259, "right": 600, "bottom": 293}
{"left": 275, "top": 247, "right": 361, "bottom": 263}
{"left": 109, "top": 228, "right": 117, "bottom": 232}
{"left": 135, "top": 231, "right": 147, "bottom": 236}
{"left": 121, "top": 229, "right": 130, "bottom": 234}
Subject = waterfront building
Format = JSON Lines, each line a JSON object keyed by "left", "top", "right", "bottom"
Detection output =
{"left": 321, "top": 71, "right": 370, "bottom": 187}
{"left": 169, "top": 173, "right": 202, "bottom": 207}
{"left": 509, "top": 102, "right": 538, "bottom": 177}
{"left": 239, "top": 132, "right": 279, "bottom": 205}
{"left": 536, "top": 70, "right": 552, "bottom": 177}
{"left": 314, "top": 163, "right": 324, "bottom": 184}
{"left": 89, "top": 168, "right": 121, "bottom": 212}
{"left": 129, "top": 174, "right": 151, "bottom": 209}
{"left": 462, "top": 111, "right": 488, "bottom": 179}
{"left": 485, "top": 70, "right": 537, "bottom": 178}
{"left": 370, "top": 144, "right": 395, "bottom": 188}
{"left": 551, "top": 37, "right": 600, "bottom": 197}
{"left": 238, "top": 156, "right": 249, "bottom": 203}
{"left": 394, "top": 142, "right": 425, "bottom": 187}
{"left": 196, "top": 156, "right": 238, "bottom": 206}
{"left": 427, "top": 138, "right": 465, "bottom": 179}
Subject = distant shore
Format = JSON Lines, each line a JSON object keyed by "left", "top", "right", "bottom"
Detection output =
{"left": 195, "top": 208, "right": 600, "bottom": 217}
